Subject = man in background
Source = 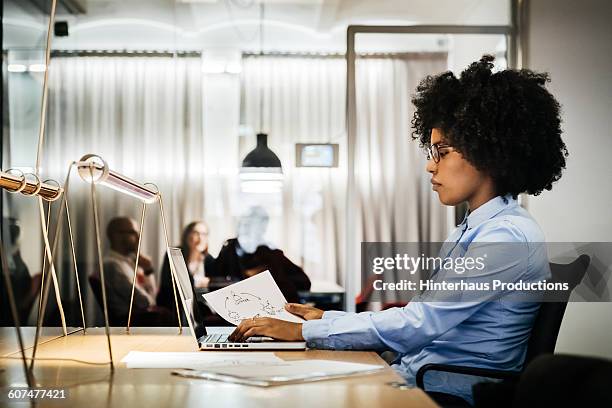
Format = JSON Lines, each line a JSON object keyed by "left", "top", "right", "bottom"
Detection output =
{"left": 0, "top": 218, "right": 35, "bottom": 325}
{"left": 99, "top": 217, "right": 158, "bottom": 323}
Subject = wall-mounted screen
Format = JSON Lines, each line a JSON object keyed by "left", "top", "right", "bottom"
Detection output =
{"left": 295, "top": 143, "right": 339, "bottom": 167}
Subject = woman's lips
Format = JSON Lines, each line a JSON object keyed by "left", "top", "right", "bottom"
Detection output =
{"left": 431, "top": 179, "right": 442, "bottom": 190}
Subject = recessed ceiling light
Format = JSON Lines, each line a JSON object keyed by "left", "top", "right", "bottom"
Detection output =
{"left": 29, "top": 64, "right": 47, "bottom": 72}
{"left": 8, "top": 64, "right": 27, "bottom": 73}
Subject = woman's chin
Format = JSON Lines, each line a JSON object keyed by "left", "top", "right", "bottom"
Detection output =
{"left": 437, "top": 193, "right": 462, "bottom": 207}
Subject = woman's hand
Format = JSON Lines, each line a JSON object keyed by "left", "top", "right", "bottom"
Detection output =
{"left": 285, "top": 303, "right": 324, "bottom": 320}
{"left": 228, "top": 317, "right": 303, "bottom": 342}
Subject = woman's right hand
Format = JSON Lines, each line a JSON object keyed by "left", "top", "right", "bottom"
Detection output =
{"left": 285, "top": 303, "right": 324, "bottom": 320}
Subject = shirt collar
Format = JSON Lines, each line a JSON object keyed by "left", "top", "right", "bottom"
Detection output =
{"left": 460, "top": 194, "right": 517, "bottom": 230}
{"left": 108, "top": 249, "right": 132, "bottom": 263}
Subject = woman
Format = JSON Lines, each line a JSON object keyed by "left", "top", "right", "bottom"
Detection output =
{"left": 157, "top": 221, "right": 216, "bottom": 310}
{"left": 228, "top": 56, "right": 568, "bottom": 405}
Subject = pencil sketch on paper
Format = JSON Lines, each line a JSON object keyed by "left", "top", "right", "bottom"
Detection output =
{"left": 223, "top": 291, "right": 286, "bottom": 323}
{"left": 202, "top": 271, "right": 305, "bottom": 325}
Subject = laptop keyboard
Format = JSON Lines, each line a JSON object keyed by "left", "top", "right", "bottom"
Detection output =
{"left": 202, "top": 334, "right": 230, "bottom": 343}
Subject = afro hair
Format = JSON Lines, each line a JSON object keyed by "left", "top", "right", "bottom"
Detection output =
{"left": 411, "top": 55, "right": 568, "bottom": 197}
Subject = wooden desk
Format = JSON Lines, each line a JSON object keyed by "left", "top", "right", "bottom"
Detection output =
{"left": 0, "top": 327, "right": 438, "bottom": 408}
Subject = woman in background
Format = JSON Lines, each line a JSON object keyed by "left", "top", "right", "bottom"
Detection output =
{"left": 157, "top": 221, "right": 216, "bottom": 310}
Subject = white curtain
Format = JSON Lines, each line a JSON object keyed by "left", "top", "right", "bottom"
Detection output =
{"left": 39, "top": 53, "right": 449, "bottom": 323}
{"left": 354, "top": 54, "right": 449, "bottom": 304}
{"left": 241, "top": 56, "right": 347, "bottom": 285}
{"left": 242, "top": 54, "right": 449, "bottom": 288}
{"left": 45, "top": 56, "right": 203, "bottom": 323}
{"left": 355, "top": 55, "right": 449, "bottom": 243}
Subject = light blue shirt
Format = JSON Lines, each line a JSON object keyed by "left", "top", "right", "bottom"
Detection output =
{"left": 302, "top": 195, "right": 550, "bottom": 404}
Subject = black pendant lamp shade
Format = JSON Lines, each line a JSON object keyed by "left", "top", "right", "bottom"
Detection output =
{"left": 241, "top": 133, "right": 282, "bottom": 170}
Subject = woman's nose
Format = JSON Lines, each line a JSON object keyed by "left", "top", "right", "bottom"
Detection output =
{"left": 426, "top": 158, "right": 437, "bottom": 174}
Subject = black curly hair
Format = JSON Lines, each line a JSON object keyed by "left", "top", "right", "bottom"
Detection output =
{"left": 411, "top": 55, "right": 568, "bottom": 197}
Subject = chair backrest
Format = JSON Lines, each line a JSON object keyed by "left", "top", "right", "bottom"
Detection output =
{"left": 21, "top": 273, "right": 42, "bottom": 322}
{"left": 524, "top": 254, "right": 590, "bottom": 365}
{"left": 514, "top": 354, "right": 612, "bottom": 407}
{"left": 88, "top": 274, "right": 121, "bottom": 325}
{"left": 88, "top": 274, "right": 103, "bottom": 306}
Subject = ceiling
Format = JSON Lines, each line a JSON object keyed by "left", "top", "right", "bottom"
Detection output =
{"left": 4, "top": 0, "right": 510, "bottom": 52}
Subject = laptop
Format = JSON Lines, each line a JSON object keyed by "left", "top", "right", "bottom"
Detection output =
{"left": 167, "top": 247, "right": 307, "bottom": 350}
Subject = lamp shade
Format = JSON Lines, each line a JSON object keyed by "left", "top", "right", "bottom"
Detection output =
{"left": 76, "top": 154, "right": 159, "bottom": 204}
{"left": 240, "top": 133, "right": 283, "bottom": 193}
{"left": 241, "top": 133, "right": 282, "bottom": 171}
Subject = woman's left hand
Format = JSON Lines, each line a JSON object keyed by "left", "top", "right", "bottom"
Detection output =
{"left": 228, "top": 317, "right": 303, "bottom": 342}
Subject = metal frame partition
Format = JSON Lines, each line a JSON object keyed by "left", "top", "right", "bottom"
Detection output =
{"left": 343, "top": 0, "right": 527, "bottom": 312}
{"left": 2, "top": 0, "right": 187, "bottom": 381}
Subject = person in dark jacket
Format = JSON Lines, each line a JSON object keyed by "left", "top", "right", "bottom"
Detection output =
{"left": 214, "top": 239, "right": 311, "bottom": 303}
{"left": 0, "top": 218, "right": 33, "bottom": 325}
{"left": 212, "top": 206, "right": 311, "bottom": 303}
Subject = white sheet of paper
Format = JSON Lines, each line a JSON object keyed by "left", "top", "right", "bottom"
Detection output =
{"left": 198, "top": 360, "right": 384, "bottom": 381}
{"left": 202, "top": 271, "right": 305, "bottom": 325}
{"left": 121, "top": 351, "right": 282, "bottom": 369}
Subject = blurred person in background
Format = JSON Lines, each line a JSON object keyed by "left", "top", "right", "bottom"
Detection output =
{"left": 157, "top": 220, "right": 216, "bottom": 309}
{"left": 213, "top": 206, "right": 311, "bottom": 303}
{"left": 99, "top": 217, "right": 171, "bottom": 325}
{"left": 0, "top": 218, "right": 36, "bottom": 325}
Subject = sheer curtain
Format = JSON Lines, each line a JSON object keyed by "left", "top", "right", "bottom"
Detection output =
{"left": 242, "top": 54, "right": 449, "bottom": 288}
{"left": 241, "top": 56, "right": 347, "bottom": 284}
{"left": 39, "top": 53, "right": 449, "bottom": 323}
{"left": 354, "top": 54, "right": 449, "bottom": 304}
{"left": 355, "top": 55, "right": 449, "bottom": 243}
{"left": 45, "top": 56, "right": 203, "bottom": 324}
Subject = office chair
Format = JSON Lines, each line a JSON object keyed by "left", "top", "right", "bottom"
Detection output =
{"left": 89, "top": 274, "right": 122, "bottom": 326}
{"left": 509, "top": 353, "right": 612, "bottom": 406}
{"left": 415, "top": 255, "right": 590, "bottom": 405}
{"left": 89, "top": 274, "right": 175, "bottom": 327}
{"left": 23, "top": 273, "right": 43, "bottom": 322}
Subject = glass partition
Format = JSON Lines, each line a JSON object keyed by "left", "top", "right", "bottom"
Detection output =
{"left": 2, "top": 1, "right": 514, "bottom": 331}
{"left": 2, "top": 0, "right": 62, "bottom": 341}
{"left": 346, "top": 28, "right": 511, "bottom": 311}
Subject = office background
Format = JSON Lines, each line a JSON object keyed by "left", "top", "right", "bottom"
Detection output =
{"left": 2, "top": 0, "right": 611, "bottom": 362}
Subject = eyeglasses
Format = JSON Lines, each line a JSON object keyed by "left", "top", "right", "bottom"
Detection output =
{"left": 116, "top": 229, "right": 138, "bottom": 237}
{"left": 424, "top": 143, "right": 455, "bottom": 163}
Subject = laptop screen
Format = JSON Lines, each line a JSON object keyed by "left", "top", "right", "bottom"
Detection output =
{"left": 167, "top": 247, "right": 200, "bottom": 343}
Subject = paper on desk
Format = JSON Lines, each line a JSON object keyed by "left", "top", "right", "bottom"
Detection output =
{"left": 121, "top": 351, "right": 282, "bottom": 369}
{"left": 202, "top": 271, "right": 305, "bottom": 325}
{"left": 175, "top": 360, "right": 385, "bottom": 385}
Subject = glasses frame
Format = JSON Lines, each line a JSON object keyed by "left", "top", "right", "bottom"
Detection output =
{"left": 425, "top": 143, "right": 455, "bottom": 163}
